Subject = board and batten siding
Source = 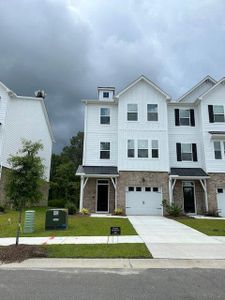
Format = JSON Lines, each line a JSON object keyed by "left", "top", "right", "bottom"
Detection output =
{"left": 1, "top": 97, "right": 52, "bottom": 181}
{"left": 83, "top": 102, "right": 118, "bottom": 166}
{"left": 117, "top": 79, "right": 169, "bottom": 172}
{"left": 200, "top": 83, "right": 225, "bottom": 173}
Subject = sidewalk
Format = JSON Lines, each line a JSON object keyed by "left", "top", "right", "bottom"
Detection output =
{"left": 0, "top": 235, "right": 143, "bottom": 246}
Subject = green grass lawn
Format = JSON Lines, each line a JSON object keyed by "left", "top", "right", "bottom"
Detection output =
{"left": 177, "top": 217, "right": 225, "bottom": 236}
{"left": 44, "top": 243, "right": 152, "bottom": 258}
{"left": 0, "top": 207, "right": 136, "bottom": 237}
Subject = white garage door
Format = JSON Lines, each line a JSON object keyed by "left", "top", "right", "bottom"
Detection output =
{"left": 126, "top": 186, "right": 163, "bottom": 216}
{"left": 217, "top": 188, "right": 225, "bottom": 217}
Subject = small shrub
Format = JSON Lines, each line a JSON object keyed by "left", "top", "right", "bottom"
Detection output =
{"left": 162, "top": 200, "right": 182, "bottom": 217}
{"left": 0, "top": 205, "right": 5, "bottom": 213}
{"left": 80, "top": 208, "right": 89, "bottom": 215}
{"left": 48, "top": 199, "right": 65, "bottom": 208}
{"left": 65, "top": 202, "right": 77, "bottom": 215}
{"left": 114, "top": 208, "right": 123, "bottom": 215}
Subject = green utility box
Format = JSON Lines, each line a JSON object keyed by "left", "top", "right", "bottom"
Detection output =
{"left": 23, "top": 210, "right": 35, "bottom": 233}
{"left": 45, "top": 209, "right": 68, "bottom": 230}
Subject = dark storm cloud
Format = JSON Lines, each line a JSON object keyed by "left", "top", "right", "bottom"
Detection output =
{"left": 1, "top": 0, "right": 225, "bottom": 152}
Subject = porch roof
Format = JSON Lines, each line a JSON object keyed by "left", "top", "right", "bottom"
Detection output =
{"left": 76, "top": 165, "right": 119, "bottom": 177}
{"left": 170, "top": 168, "right": 209, "bottom": 178}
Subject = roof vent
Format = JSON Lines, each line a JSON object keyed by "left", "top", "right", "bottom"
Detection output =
{"left": 35, "top": 90, "right": 46, "bottom": 99}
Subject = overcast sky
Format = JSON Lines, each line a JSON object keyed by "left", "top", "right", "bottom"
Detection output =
{"left": 0, "top": 0, "right": 225, "bottom": 152}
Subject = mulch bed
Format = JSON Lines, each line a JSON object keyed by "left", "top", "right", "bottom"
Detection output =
{"left": 0, "top": 244, "right": 47, "bottom": 264}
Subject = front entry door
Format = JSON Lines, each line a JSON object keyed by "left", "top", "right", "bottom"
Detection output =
{"left": 97, "top": 180, "right": 109, "bottom": 212}
{"left": 183, "top": 183, "right": 195, "bottom": 213}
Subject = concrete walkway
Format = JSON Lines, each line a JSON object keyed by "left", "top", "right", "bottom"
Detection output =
{"left": 0, "top": 235, "right": 142, "bottom": 246}
{"left": 128, "top": 216, "right": 225, "bottom": 259}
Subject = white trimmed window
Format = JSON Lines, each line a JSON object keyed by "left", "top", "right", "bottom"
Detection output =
{"left": 213, "top": 106, "right": 225, "bottom": 122}
{"left": 100, "top": 142, "right": 110, "bottom": 159}
{"left": 138, "top": 140, "right": 148, "bottom": 158}
{"left": 151, "top": 140, "right": 159, "bottom": 158}
{"left": 127, "top": 139, "right": 135, "bottom": 158}
{"left": 127, "top": 104, "right": 138, "bottom": 121}
{"left": 214, "top": 141, "right": 222, "bottom": 159}
{"left": 180, "top": 109, "right": 190, "bottom": 126}
{"left": 147, "top": 104, "right": 158, "bottom": 121}
{"left": 181, "top": 143, "right": 192, "bottom": 161}
{"left": 100, "top": 108, "right": 110, "bottom": 124}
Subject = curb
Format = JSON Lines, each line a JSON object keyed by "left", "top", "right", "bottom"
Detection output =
{"left": 2, "top": 258, "right": 225, "bottom": 269}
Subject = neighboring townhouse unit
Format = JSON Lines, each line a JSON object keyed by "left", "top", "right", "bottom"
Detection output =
{"left": 77, "top": 75, "right": 225, "bottom": 216}
{"left": 0, "top": 81, "right": 54, "bottom": 205}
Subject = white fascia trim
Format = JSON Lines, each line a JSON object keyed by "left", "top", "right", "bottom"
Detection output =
{"left": 198, "top": 77, "right": 225, "bottom": 100}
{"left": 177, "top": 75, "right": 217, "bottom": 102}
{"left": 81, "top": 99, "right": 118, "bottom": 105}
{"left": 116, "top": 75, "right": 171, "bottom": 100}
{"left": 76, "top": 173, "right": 119, "bottom": 178}
{"left": 169, "top": 175, "right": 210, "bottom": 179}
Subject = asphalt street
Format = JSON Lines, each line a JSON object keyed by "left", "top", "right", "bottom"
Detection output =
{"left": 0, "top": 268, "right": 225, "bottom": 299}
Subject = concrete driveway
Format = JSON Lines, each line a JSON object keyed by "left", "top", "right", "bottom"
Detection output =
{"left": 128, "top": 216, "right": 225, "bottom": 259}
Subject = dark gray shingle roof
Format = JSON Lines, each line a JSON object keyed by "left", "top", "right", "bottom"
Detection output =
{"left": 76, "top": 165, "right": 118, "bottom": 175}
{"left": 170, "top": 168, "right": 208, "bottom": 177}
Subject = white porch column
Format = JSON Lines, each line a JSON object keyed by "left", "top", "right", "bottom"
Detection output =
{"left": 169, "top": 177, "right": 172, "bottom": 205}
{"left": 110, "top": 177, "right": 117, "bottom": 210}
{"left": 79, "top": 176, "right": 84, "bottom": 211}
{"left": 200, "top": 179, "right": 208, "bottom": 213}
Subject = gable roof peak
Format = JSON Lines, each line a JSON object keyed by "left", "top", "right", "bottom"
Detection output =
{"left": 116, "top": 75, "right": 171, "bottom": 99}
{"left": 177, "top": 75, "right": 217, "bottom": 102}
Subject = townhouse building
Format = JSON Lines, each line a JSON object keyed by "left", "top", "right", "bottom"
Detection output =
{"left": 77, "top": 75, "right": 225, "bottom": 216}
{"left": 0, "top": 81, "right": 54, "bottom": 205}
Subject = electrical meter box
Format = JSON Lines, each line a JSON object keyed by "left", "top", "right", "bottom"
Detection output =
{"left": 45, "top": 209, "right": 68, "bottom": 230}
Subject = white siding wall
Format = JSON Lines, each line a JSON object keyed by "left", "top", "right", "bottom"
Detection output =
{"left": 117, "top": 80, "right": 169, "bottom": 171}
{"left": 0, "top": 85, "right": 10, "bottom": 159}
{"left": 2, "top": 97, "right": 52, "bottom": 180}
{"left": 83, "top": 102, "right": 118, "bottom": 166}
{"left": 168, "top": 105, "right": 205, "bottom": 168}
{"left": 201, "top": 84, "right": 225, "bottom": 173}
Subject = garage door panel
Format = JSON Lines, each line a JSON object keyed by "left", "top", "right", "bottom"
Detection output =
{"left": 126, "top": 187, "right": 162, "bottom": 216}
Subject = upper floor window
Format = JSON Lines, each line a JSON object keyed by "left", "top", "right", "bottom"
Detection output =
{"left": 138, "top": 140, "right": 148, "bottom": 158}
{"left": 147, "top": 104, "right": 158, "bottom": 121}
{"left": 127, "top": 104, "right": 138, "bottom": 121}
{"left": 127, "top": 139, "right": 135, "bottom": 158}
{"left": 208, "top": 105, "right": 225, "bottom": 123}
{"left": 176, "top": 143, "right": 198, "bottom": 162}
{"left": 100, "top": 142, "right": 110, "bottom": 159}
{"left": 103, "top": 92, "right": 109, "bottom": 98}
{"left": 213, "top": 141, "right": 225, "bottom": 160}
{"left": 100, "top": 108, "right": 110, "bottom": 124}
{"left": 151, "top": 140, "right": 159, "bottom": 158}
{"left": 175, "top": 109, "right": 195, "bottom": 126}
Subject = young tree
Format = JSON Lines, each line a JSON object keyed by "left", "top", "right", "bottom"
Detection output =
{"left": 5, "top": 139, "right": 44, "bottom": 245}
